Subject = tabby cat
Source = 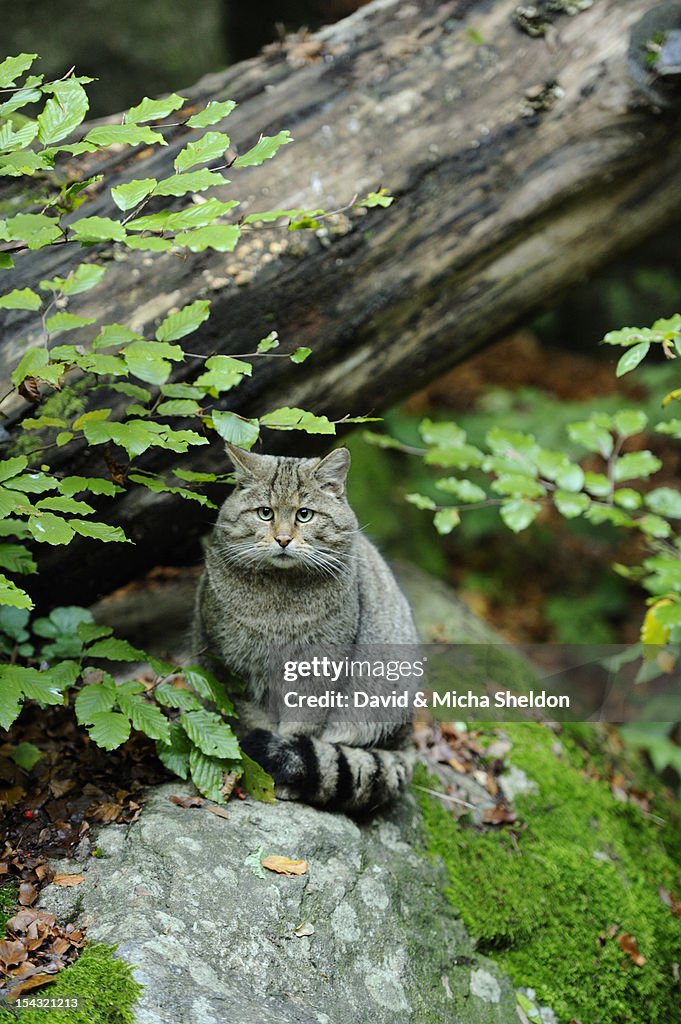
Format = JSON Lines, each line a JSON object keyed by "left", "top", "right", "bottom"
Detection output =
{"left": 192, "top": 442, "right": 420, "bottom": 812}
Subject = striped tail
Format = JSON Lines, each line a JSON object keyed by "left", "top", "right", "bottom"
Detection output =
{"left": 240, "top": 729, "right": 412, "bottom": 813}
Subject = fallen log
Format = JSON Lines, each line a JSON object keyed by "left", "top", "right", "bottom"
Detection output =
{"left": 2, "top": 0, "right": 680, "bottom": 605}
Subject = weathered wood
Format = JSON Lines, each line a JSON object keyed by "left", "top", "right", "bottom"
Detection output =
{"left": 2, "top": 0, "right": 681, "bottom": 606}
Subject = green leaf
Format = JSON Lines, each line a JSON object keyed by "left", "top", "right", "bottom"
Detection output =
{"left": 111, "top": 178, "right": 157, "bottom": 211}
{"left": 0, "top": 118, "right": 39, "bottom": 152}
{"left": 583, "top": 472, "right": 611, "bottom": 498}
{"left": 0, "top": 489, "right": 25, "bottom": 520}
{"left": 613, "top": 451, "right": 662, "bottom": 483}
{"left": 36, "top": 496, "right": 94, "bottom": 515}
{"left": 155, "top": 300, "right": 211, "bottom": 342}
{"left": 86, "top": 638, "right": 145, "bottom": 661}
{"left": 650, "top": 603, "right": 681, "bottom": 627}
{"left": 260, "top": 407, "right": 335, "bottom": 435}
{"left": 69, "top": 520, "right": 129, "bottom": 542}
{"left": 0, "top": 542, "right": 36, "bottom": 574}
{"left": 486, "top": 427, "right": 539, "bottom": 465}
{"left": 0, "top": 254, "right": 14, "bottom": 269}
{"left": 11, "top": 741, "right": 42, "bottom": 771}
{"left": 6, "top": 664, "right": 66, "bottom": 705}
{"left": 405, "top": 493, "right": 437, "bottom": 511}
{"left": 0, "top": 457, "right": 28, "bottom": 483}
{"left": 174, "top": 224, "right": 241, "bottom": 252}
{"left": 357, "top": 189, "right": 394, "bottom": 208}
{"left": 0, "top": 54, "right": 38, "bottom": 88}
{"left": 174, "top": 131, "right": 230, "bottom": 172}
{"left": 37, "top": 80, "right": 89, "bottom": 145}
{"left": 155, "top": 682, "right": 202, "bottom": 711}
{"left": 33, "top": 605, "right": 91, "bottom": 639}
{"left": 211, "top": 411, "right": 260, "bottom": 449}
{"left": 152, "top": 169, "right": 227, "bottom": 198}
{"left": 172, "top": 468, "right": 219, "bottom": 483}
{"left": 87, "top": 710, "right": 131, "bottom": 750}
{"left": 0, "top": 671, "right": 23, "bottom": 727}
{"left": 189, "top": 747, "right": 229, "bottom": 802}
{"left": 424, "top": 445, "right": 484, "bottom": 469}
{"left": 45, "top": 312, "right": 97, "bottom": 335}
{"left": 119, "top": 694, "right": 170, "bottom": 743}
{"left": 435, "top": 478, "right": 486, "bottom": 503}
{"left": 70, "top": 216, "right": 126, "bottom": 243}
{"left": 156, "top": 721, "right": 193, "bottom": 778}
{"left": 5, "top": 472, "right": 56, "bottom": 494}
{"left": 123, "top": 236, "right": 173, "bottom": 252}
{"left": 28, "top": 513, "right": 74, "bottom": 545}
{"left": 4, "top": 212, "right": 62, "bottom": 249}
{"left": 615, "top": 342, "right": 650, "bottom": 377}
{"left": 242, "top": 208, "right": 318, "bottom": 225}
{"left": 124, "top": 93, "right": 186, "bottom": 124}
{"left": 553, "top": 490, "right": 590, "bottom": 518}
{"left": 257, "top": 332, "right": 279, "bottom": 352}
{"left": 0, "top": 150, "right": 52, "bottom": 176}
{"left": 637, "top": 514, "right": 671, "bottom": 538}
{"left": 161, "top": 383, "right": 207, "bottom": 400}
{"left": 645, "top": 487, "right": 681, "bottom": 519}
{"left": 290, "top": 347, "right": 312, "bottom": 364}
{"left": 613, "top": 410, "right": 647, "bottom": 437}
{"left": 75, "top": 678, "right": 116, "bottom": 722}
{"left": 157, "top": 399, "right": 201, "bottom": 416}
{"left": 186, "top": 100, "right": 237, "bottom": 128}
{"left": 108, "top": 381, "right": 152, "bottom": 403}
{"left": 613, "top": 488, "right": 642, "bottom": 510}
{"left": 233, "top": 131, "right": 293, "bottom": 167}
{"left": 84, "top": 124, "right": 166, "bottom": 147}
{"left": 586, "top": 505, "right": 633, "bottom": 528}
{"left": 500, "top": 499, "right": 540, "bottom": 533}
{"left": 239, "top": 752, "right": 275, "bottom": 803}
{"left": 59, "top": 476, "right": 120, "bottom": 497}
{"left": 419, "top": 419, "right": 466, "bottom": 447}
{"left": 491, "top": 474, "right": 546, "bottom": 499}
{"left": 554, "top": 464, "right": 584, "bottom": 493}
{"left": 0, "top": 574, "right": 33, "bottom": 610}
{"left": 92, "top": 324, "right": 143, "bottom": 350}
{"left": 566, "top": 421, "right": 613, "bottom": 458}
{"left": 655, "top": 419, "right": 681, "bottom": 439}
{"left": 127, "top": 473, "right": 213, "bottom": 507}
{"left": 164, "top": 198, "right": 240, "bottom": 231}
{"left": 122, "top": 340, "right": 183, "bottom": 385}
{"left": 434, "top": 507, "right": 461, "bottom": 534}
{"left": 194, "top": 355, "right": 252, "bottom": 392}
{"left": 41, "top": 263, "right": 107, "bottom": 296}
{"left": 180, "top": 708, "right": 241, "bottom": 759}
{"left": 0, "top": 288, "right": 41, "bottom": 310}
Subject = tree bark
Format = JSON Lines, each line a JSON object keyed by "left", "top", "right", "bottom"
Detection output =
{"left": 2, "top": 0, "right": 680, "bottom": 606}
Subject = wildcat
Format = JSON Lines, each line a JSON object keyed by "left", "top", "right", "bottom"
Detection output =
{"left": 192, "top": 442, "right": 420, "bottom": 812}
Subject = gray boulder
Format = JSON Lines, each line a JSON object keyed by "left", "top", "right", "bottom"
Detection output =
{"left": 40, "top": 783, "right": 516, "bottom": 1024}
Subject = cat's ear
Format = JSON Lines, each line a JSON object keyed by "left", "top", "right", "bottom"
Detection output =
{"left": 312, "top": 447, "right": 350, "bottom": 496}
{"left": 224, "top": 441, "right": 260, "bottom": 480}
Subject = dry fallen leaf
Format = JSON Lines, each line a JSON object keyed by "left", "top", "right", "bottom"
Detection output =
{"left": 52, "top": 874, "right": 85, "bottom": 888}
{"left": 617, "top": 932, "right": 647, "bottom": 966}
{"left": 170, "top": 795, "right": 204, "bottom": 808}
{"left": 18, "top": 882, "right": 38, "bottom": 906}
{"left": 261, "top": 856, "right": 308, "bottom": 876}
{"left": 207, "top": 805, "right": 230, "bottom": 820}
{"left": 7, "top": 973, "right": 57, "bottom": 1000}
{"left": 295, "top": 922, "right": 314, "bottom": 937}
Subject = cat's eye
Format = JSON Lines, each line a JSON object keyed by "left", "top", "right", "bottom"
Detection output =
{"left": 296, "top": 508, "right": 314, "bottom": 523}
{"left": 257, "top": 507, "right": 274, "bottom": 521}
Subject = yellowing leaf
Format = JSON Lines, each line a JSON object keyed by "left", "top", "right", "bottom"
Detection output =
{"left": 261, "top": 855, "right": 308, "bottom": 876}
{"left": 641, "top": 602, "right": 671, "bottom": 645}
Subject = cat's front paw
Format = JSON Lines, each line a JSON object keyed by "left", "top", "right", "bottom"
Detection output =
{"left": 240, "top": 728, "right": 303, "bottom": 789}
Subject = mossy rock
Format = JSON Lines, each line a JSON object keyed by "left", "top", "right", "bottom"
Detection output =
{"left": 417, "top": 722, "right": 681, "bottom": 1024}
{"left": 0, "top": 944, "right": 140, "bottom": 1024}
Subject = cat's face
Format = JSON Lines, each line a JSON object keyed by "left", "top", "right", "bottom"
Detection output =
{"left": 215, "top": 445, "right": 358, "bottom": 575}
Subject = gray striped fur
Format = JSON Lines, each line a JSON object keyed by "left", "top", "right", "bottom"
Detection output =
{"left": 192, "top": 443, "right": 420, "bottom": 812}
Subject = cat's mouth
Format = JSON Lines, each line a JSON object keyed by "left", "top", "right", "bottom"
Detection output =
{"left": 268, "top": 545, "right": 298, "bottom": 567}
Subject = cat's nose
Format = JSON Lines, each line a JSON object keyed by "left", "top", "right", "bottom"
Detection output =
{"left": 275, "top": 534, "right": 292, "bottom": 548}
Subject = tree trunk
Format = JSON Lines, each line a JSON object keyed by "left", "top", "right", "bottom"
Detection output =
{"left": 2, "top": 0, "right": 680, "bottom": 606}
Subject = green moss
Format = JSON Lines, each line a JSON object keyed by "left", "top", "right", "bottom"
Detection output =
{"left": 415, "top": 723, "right": 681, "bottom": 1024}
{"left": 0, "top": 883, "right": 17, "bottom": 936}
{"left": 9, "top": 379, "right": 89, "bottom": 459}
{"left": 0, "top": 945, "right": 140, "bottom": 1024}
